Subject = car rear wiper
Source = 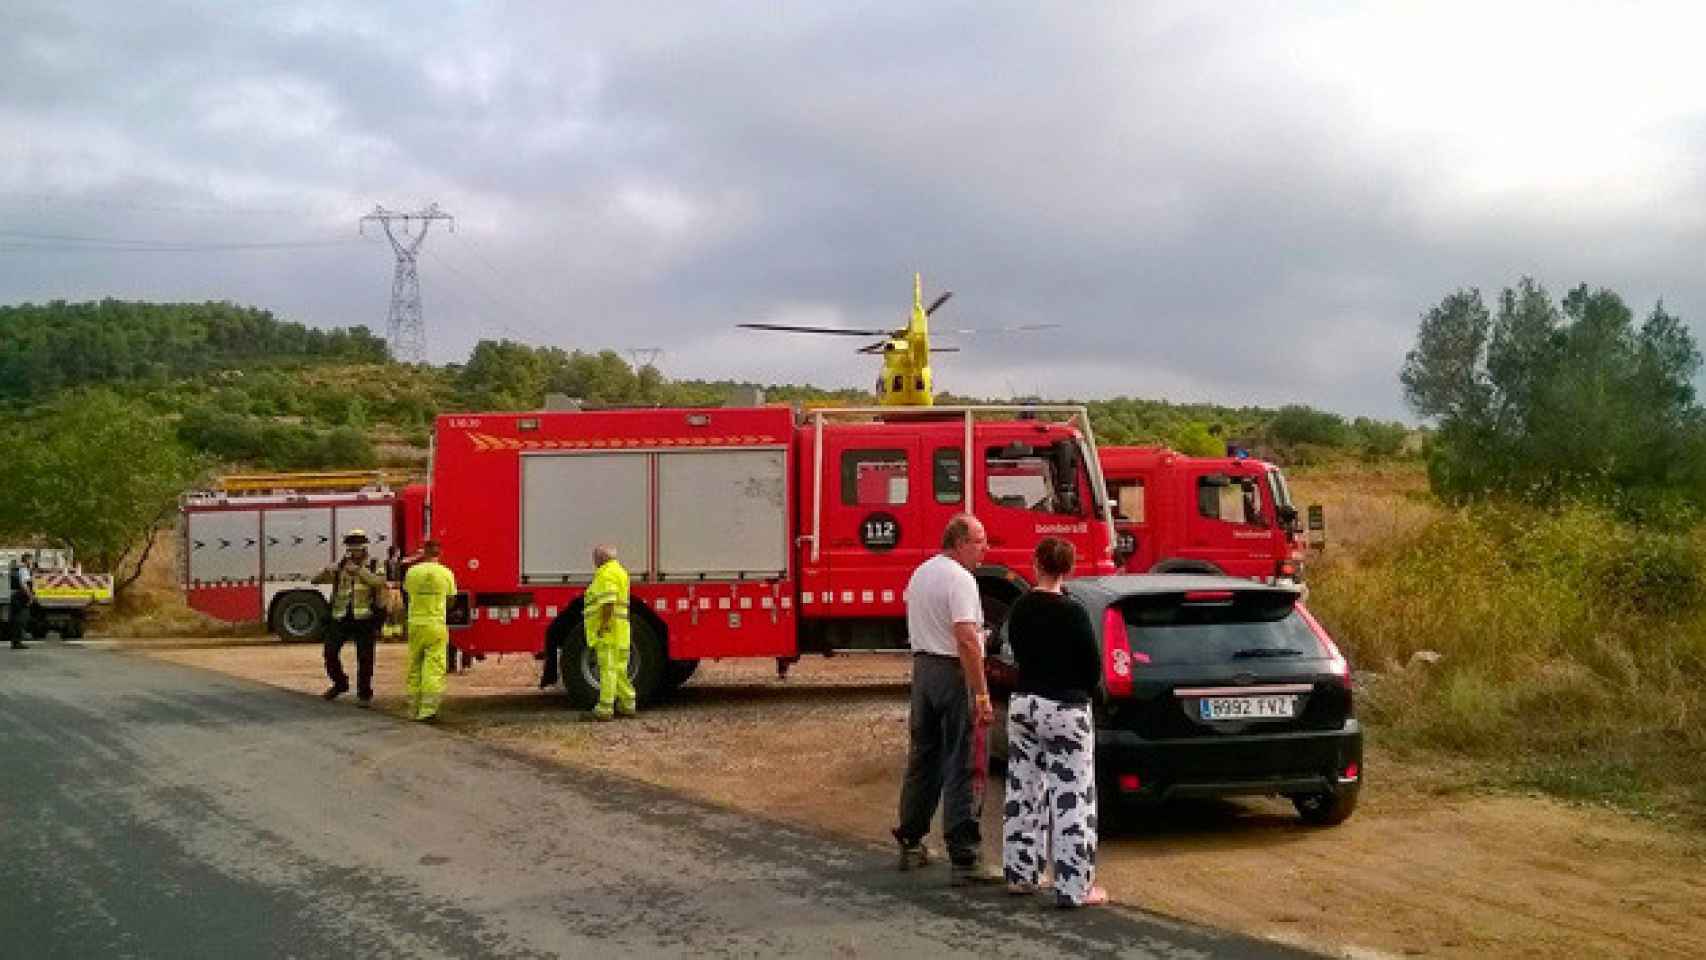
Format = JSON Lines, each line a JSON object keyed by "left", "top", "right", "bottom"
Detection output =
{"left": 1230, "top": 647, "right": 1304, "bottom": 658}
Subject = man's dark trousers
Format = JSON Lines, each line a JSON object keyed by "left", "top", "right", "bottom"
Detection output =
{"left": 4, "top": 592, "right": 29, "bottom": 647}
{"left": 895, "top": 653, "right": 982, "bottom": 865}
{"left": 324, "top": 614, "right": 379, "bottom": 698}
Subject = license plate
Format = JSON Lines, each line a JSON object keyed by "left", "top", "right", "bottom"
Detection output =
{"left": 1199, "top": 695, "right": 1296, "bottom": 720}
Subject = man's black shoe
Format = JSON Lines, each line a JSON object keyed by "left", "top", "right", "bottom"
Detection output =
{"left": 322, "top": 684, "right": 349, "bottom": 701}
{"left": 950, "top": 862, "right": 1004, "bottom": 886}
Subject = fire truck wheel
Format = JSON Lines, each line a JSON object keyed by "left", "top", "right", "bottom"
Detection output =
{"left": 560, "top": 619, "right": 666, "bottom": 709}
{"left": 664, "top": 658, "right": 700, "bottom": 690}
{"left": 271, "top": 591, "right": 330, "bottom": 643}
{"left": 64, "top": 616, "right": 84, "bottom": 640}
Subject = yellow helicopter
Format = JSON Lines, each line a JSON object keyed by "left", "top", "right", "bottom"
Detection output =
{"left": 739, "top": 274, "right": 1054, "bottom": 406}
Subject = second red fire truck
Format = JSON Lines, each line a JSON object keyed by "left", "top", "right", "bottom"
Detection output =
{"left": 1100, "top": 445, "right": 1313, "bottom": 583}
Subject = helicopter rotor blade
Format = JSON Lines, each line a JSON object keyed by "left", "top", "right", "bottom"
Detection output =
{"left": 929, "top": 347, "right": 962, "bottom": 353}
{"left": 738, "top": 322, "right": 893, "bottom": 336}
{"left": 925, "top": 291, "right": 953, "bottom": 316}
{"left": 937, "top": 323, "right": 1061, "bottom": 336}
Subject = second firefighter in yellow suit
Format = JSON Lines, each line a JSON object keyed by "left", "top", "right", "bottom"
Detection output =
{"left": 402, "top": 540, "right": 457, "bottom": 722}
{"left": 586, "top": 545, "right": 635, "bottom": 720}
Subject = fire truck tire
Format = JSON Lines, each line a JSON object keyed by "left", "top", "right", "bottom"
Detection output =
{"left": 559, "top": 620, "right": 666, "bottom": 709}
{"left": 64, "top": 615, "right": 85, "bottom": 640}
{"left": 271, "top": 591, "right": 330, "bottom": 643}
{"left": 1149, "top": 558, "right": 1224, "bottom": 576}
{"left": 664, "top": 658, "right": 700, "bottom": 690}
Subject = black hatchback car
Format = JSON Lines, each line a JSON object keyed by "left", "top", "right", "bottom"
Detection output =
{"left": 992, "top": 574, "right": 1361, "bottom": 826}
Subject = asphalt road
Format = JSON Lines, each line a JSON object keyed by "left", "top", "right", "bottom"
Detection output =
{"left": 0, "top": 645, "right": 1316, "bottom": 959}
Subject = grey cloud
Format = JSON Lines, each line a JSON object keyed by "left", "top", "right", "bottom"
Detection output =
{"left": 9, "top": 2, "right": 1706, "bottom": 420}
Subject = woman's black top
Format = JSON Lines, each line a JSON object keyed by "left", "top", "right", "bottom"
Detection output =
{"left": 1005, "top": 588, "right": 1101, "bottom": 705}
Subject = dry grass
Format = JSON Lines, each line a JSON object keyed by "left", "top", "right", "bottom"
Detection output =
{"left": 96, "top": 531, "right": 263, "bottom": 639}
{"left": 1293, "top": 469, "right": 1706, "bottom": 826}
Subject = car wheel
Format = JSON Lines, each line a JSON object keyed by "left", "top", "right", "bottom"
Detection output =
{"left": 1292, "top": 786, "right": 1358, "bottom": 826}
{"left": 560, "top": 617, "right": 665, "bottom": 709}
{"left": 271, "top": 592, "right": 329, "bottom": 642}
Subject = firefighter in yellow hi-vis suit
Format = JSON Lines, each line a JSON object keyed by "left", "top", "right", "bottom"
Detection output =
{"left": 402, "top": 540, "right": 457, "bottom": 722}
{"left": 586, "top": 544, "right": 634, "bottom": 721}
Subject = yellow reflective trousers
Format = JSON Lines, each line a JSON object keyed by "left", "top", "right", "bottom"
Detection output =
{"left": 592, "top": 634, "right": 636, "bottom": 718}
{"left": 406, "top": 622, "right": 449, "bottom": 720}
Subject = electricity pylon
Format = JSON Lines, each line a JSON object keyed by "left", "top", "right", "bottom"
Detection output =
{"left": 626, "top": 347, "right": 664, "bottom": 371}
{"left": 360, "top": 203, "right": 454, "bottom": 362}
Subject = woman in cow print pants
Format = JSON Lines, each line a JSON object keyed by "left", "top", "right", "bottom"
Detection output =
{"left": 1002, "top": 537, "right": 1107, "bottom": 907}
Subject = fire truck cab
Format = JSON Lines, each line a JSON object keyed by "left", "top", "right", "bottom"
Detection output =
{"left": 427, "top": 405, "right": 1117, "bottom": 708}
{"left": 1099, "top": 445, "right": 1310, "bottom": 583}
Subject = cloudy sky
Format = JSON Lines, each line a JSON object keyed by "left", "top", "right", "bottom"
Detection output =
{"left": 6, "top": 2, "right": 1706, "bottom": 419}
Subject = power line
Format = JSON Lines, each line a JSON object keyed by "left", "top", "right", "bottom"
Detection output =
{"left": 424, "top": 246, "right": 559, "bottom": 342}
{"left": 0, "top": 229, "right": 356, "bottom": 252}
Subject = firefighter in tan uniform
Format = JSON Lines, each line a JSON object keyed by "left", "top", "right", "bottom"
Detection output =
{"left": 311, "top": 531, "right": 388, "bottom": 704}
{"left": 586, "top": 544, "right": 635, "bottom": 721}
{"left": 402, "top": 540, "right": 456, "bottom": 722}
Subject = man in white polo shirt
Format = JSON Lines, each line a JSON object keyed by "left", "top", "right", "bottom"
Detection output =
{"left": 892, "top": 513, "right": 1001, "bottom": 885}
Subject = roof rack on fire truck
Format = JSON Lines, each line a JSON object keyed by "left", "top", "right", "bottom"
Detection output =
{"left": 207, "top": 471, "right": 413, "bottom": 495}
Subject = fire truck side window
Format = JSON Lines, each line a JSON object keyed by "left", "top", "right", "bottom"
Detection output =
{"left": 933, "top": 448, "right": 963, "bottom": 504}
{"left": 1196, "top": 475, "right": 1267, "bottom": 527}
{"left": 841, "top": 449, "right": 910, "bottom": 505}
{"left": 1110, "top": 480, "right": 1144, "bottom": 522}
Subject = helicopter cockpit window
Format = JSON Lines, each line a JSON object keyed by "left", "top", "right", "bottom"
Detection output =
{"left": 985, "top": 443, "right": 1081, "bottom": 516}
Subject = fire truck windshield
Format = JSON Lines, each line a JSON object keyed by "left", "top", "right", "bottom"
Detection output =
{"left": 985, "top": 441, "right": 1085, "bottom": 516}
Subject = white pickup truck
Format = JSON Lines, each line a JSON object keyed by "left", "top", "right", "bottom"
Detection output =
{"left": 1, "top": 547, "right": 114, "bottom": 639}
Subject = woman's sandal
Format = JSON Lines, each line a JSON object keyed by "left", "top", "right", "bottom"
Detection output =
{"left": 1057, "top": 885, "right": 1109, "bottom": 908}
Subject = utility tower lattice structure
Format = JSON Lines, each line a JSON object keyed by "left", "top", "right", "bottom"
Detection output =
{"left": 626, "top": 347, "right": 664, "bottom": 371}
{"left": 359, "top": 203, "right": 454, "bottom": 363}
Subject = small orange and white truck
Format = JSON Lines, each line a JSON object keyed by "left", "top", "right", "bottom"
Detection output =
{"left": 0, "top": 547, "right": 114, "bottom": 639}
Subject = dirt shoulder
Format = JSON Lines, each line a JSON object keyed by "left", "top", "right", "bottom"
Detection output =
{"left": 127, "top": 639, "right": 1706, "bottom": 959}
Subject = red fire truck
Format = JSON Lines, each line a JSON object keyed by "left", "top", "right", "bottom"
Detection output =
{"left": 1099, "top": 445, "right": 1314, "bottom": 582}
{"left": 181, "top": 473, "right": 424, "bottom": 638}
{"left": 424, "top": 404, "right": 1117, "bottom": 707}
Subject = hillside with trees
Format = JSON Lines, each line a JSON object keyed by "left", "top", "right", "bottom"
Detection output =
{"left": 0, "top": 299, "right": 387, "bottom": 404}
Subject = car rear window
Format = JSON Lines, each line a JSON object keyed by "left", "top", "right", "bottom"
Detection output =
{"left": 1113, "top": 592, "right": 1323, "bottom": 666}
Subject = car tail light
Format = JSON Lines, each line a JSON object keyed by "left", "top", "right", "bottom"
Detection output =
{"left": 1341, "top": 762, "right": 1360, "bottom": 782}
{"left": 1298, "top": 605, "right": 1351, "bottom": 689}
{"left": 1103, "top": 606, "right": 1135, "bottom": 697}
{"left": 1182, "top": 590, "right": 1234, "bottom": 603}
{"left": 1117, "top": 773, "right": 1142, "bottom": 792}
{"left": 1275, "top": 557, "right": 1298, "bottom": 580}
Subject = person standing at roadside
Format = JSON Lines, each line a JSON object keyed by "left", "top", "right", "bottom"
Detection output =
{"left": 381, "top": 545, "right": 405, "bottom": 640}
{"left": 1002, "top": 537, "right": 1107, "bottom": 907}
{"left": 585, "top": 544, "right": 635, "bottom": 721}
{"left": 5, "top": 555, "right": 35, "bottom": 649}
{"left": 892, "top": 513, "right": 1002, "bottom": 885}
{"left": 311, "top": 530, "right": 388, "bottom": 705}
{"left": 402, "top": 540, "right": 456, "bottom": 722}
